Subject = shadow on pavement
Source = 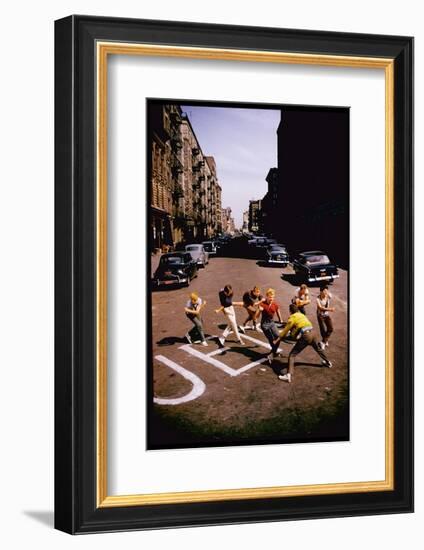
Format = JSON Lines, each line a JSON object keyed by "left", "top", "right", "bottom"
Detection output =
{"left": 256, "top": 260, "right": 285, "bottom": 268}
{"left": 281, "top": 273, "right": 300, "bottom": 286}
{"left": 156, "top": 336, "right": 187, "bottom": 346}
{"left": 151, "top": 283, "right": 187, "bottom": 292}
{"left": 281, "top": 272, "right": 337, "bottom": 289}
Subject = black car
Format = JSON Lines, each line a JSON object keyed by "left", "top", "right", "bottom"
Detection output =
{"left": 201, "top": 241, "right": 217, "bottom": 256}
{"left": 153, "top": 252, "right": 198, "bottom": 287}
{"left": 265, "top": 244, "right": 289, "bottom": 266}
{"left": 254, "top": 237, "right": 269, "bottom": 248}
{"left": 292, "top": 251, "right": 339, "bottom": 283}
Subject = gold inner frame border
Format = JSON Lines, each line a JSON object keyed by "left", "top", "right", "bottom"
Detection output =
{"left": 96, "top": 42, "right": 394, "bottom": 508}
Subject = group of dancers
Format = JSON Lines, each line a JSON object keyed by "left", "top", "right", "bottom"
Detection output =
{"left": 184, "top": 283, "right": 335, "bottom": 383}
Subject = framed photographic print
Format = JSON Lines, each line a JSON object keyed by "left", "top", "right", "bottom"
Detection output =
{"left": 54, "top": 15, "right": 414, "bottom": 533}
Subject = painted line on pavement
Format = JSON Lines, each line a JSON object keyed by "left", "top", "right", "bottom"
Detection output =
{"left": 154, "top": 355, "right": 206, "bottom": 405}
{"left": 179, "top": 340, "right": 277, "bottom": 377}
{"left": 207, "top": 347, "right": 230, "bottom": 356}
{"left": 181, "top": 344, "right": 238, "bottom": 376}
{"left": 174, "top": 332, "right": 284, "bottom": 378}
{"left": 241, "top": 333, "right": 284, "bottom": 354}
{"left": 236, "top": 357, "right": 269, "bottom": 374}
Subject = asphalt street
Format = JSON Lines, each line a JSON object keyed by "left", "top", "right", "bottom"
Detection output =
{"left": 149, "top": 241, "right": 349, "bottom": 448}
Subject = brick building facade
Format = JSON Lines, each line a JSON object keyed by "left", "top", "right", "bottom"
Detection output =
{"left": 149, "top": 103, "right": 223, "bottom": 250}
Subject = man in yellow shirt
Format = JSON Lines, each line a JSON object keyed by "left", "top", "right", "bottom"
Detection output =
{"left": 275, "top": 304, "right": 332, "bottom": 383}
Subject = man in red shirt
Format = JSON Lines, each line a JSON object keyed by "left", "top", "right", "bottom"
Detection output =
{"left": 259, "top": 288, "right": 283, "bottom": 363}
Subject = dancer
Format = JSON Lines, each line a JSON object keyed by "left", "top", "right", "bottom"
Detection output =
{"left": 242, "top": 285, "right": 263, "bottom": 332}
{"left": 215, "top": 285, "right": 245, "bottom": 346}
{"left": 276, "top": 304, "right": 332, "bottom": 383}
{"left": 292, "top": 283, "right": 310, "bottom": 314}
{"left": 184, "top": 292, "right": 208, "bottom": 346}
{"left": 258, "top": 288, "right": 283, "bottom": 363}
{"left": 316, "top": 285, "right": 335, "bottom": 349}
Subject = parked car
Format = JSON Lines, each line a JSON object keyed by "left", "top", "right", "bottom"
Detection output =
{"left": 265, "top": 238, "right": 278, "bottom": 246}
{"left": 153, "top": 252, "right": 198, "bottom": 287}
{"left": 219, "top": 234, "right": 232, "bottom": 244}
{"left": 264, "top": 244, "right": 289, "bottom": 266}
{"left": 217, "top": 236, "right": 230, "bottom": 247}
{"left": 202, "top": 240, "right": 217, "bottom": 256}
{"left": 292, "top": 251, "right": 339, "bottom": 283}
{"left": 254, "top": 237, "right": 268, "bottom": 247}
{"left": 185, "top": 244, "right": 209, "bottom": 267}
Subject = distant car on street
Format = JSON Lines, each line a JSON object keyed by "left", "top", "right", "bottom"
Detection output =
{"left": 264, "top": 238, "right": 278, "bottom": 246}
{"left": 202, "top": 240, "right": 217, "bottom": 256}
{"left": 253, "top": 237, "right": 268, "bottom": 247}
{"left": 185, "top": 244, "right": 209, "bottom": 267}
{"left": 264, "top": 244, "right": 289, "bottom": 266}
{"left": 221, "top": 234, "right": 232, "bottom": 243}
{"left": 216, "top": 235, "right": 232, "bottom": 247}
{"left": 153, "top": 252, "right": 198, "bottom": 287}
{"left": 292, "top": 250, "right": 339, "bottom": 283}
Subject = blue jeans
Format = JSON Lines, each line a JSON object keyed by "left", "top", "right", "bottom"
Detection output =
{"left": 261, "top": 321, "right": 280, "bottom": 355}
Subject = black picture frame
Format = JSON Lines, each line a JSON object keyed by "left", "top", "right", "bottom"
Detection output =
{"left": 55, "top": 15, "right": 414, "bottom": 534}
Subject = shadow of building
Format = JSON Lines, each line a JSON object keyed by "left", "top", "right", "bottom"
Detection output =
{"left": 262, "top": 106, "right": 349, "bottom": 268}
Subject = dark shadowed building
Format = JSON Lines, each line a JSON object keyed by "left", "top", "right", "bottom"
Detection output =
{"left": 261, "top": 168, "right": 280, "bottom": 238}
{"left": 270, "top": 106, "right": 349, "bottom": 267}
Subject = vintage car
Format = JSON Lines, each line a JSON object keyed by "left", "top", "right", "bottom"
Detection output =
{"left": 218, "top": 234, "right": 232, "bottom": 245}
{"left": 264, "top": 244, "right": 289, "bottom": 266}
{"left": 292, "top": 250, "right": 339, "bottom": 283}
{"left": 153, "top": 252, "right": 198, "bottom": 287}
{"left": 185, "top": 244, "right": 209, "bottom": 267}
{"left": 202, "top": 240, "right": 217, "bottom": 256}
{"left": 253, "top": 237, "right": 268, "bottom": 247}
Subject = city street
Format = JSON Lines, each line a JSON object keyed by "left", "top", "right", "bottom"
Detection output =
{"left": 149, "top": 238, "right": 349, "bottom": 449}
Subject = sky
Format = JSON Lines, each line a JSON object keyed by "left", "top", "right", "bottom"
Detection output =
{"left": 181, "top": 105, "right": 281, "bottom": 228}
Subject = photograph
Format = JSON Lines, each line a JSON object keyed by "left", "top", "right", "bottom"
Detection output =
{"left": 147, "top": 99, "right": 350, "bottom": 449}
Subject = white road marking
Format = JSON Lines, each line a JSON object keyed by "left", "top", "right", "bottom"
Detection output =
{"left": 154, "top": 333, "right": 285, "bottom": 405}
{"left": 236, "top": 357, "right": 269, "bottom": 374}
{"left": 207, "top": 347, "right": 230, "bottom": 356}
{"left": 181, "top": 344, "right": 238, "bottom": 376}
{"left": 239, "top": 333, "right": 284, "bottom": 354}
{"left": 178, "top": 332, "right": 283, "bottom": 377}
{"left": 154, "top": 355, "right": 206, "bottom": 405}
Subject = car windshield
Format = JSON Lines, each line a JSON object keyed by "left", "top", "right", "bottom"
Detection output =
{"left": 270, "top": 246, "right": 286, "bottom": 253}
{"left": 304, "top": 254, "right": 330, "bottom": 265}
{"left": 186, "top": 245, "right": 202, "bottom": 251}
{"left": 160, "top": 255, "right": 184, "bottom": 265}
